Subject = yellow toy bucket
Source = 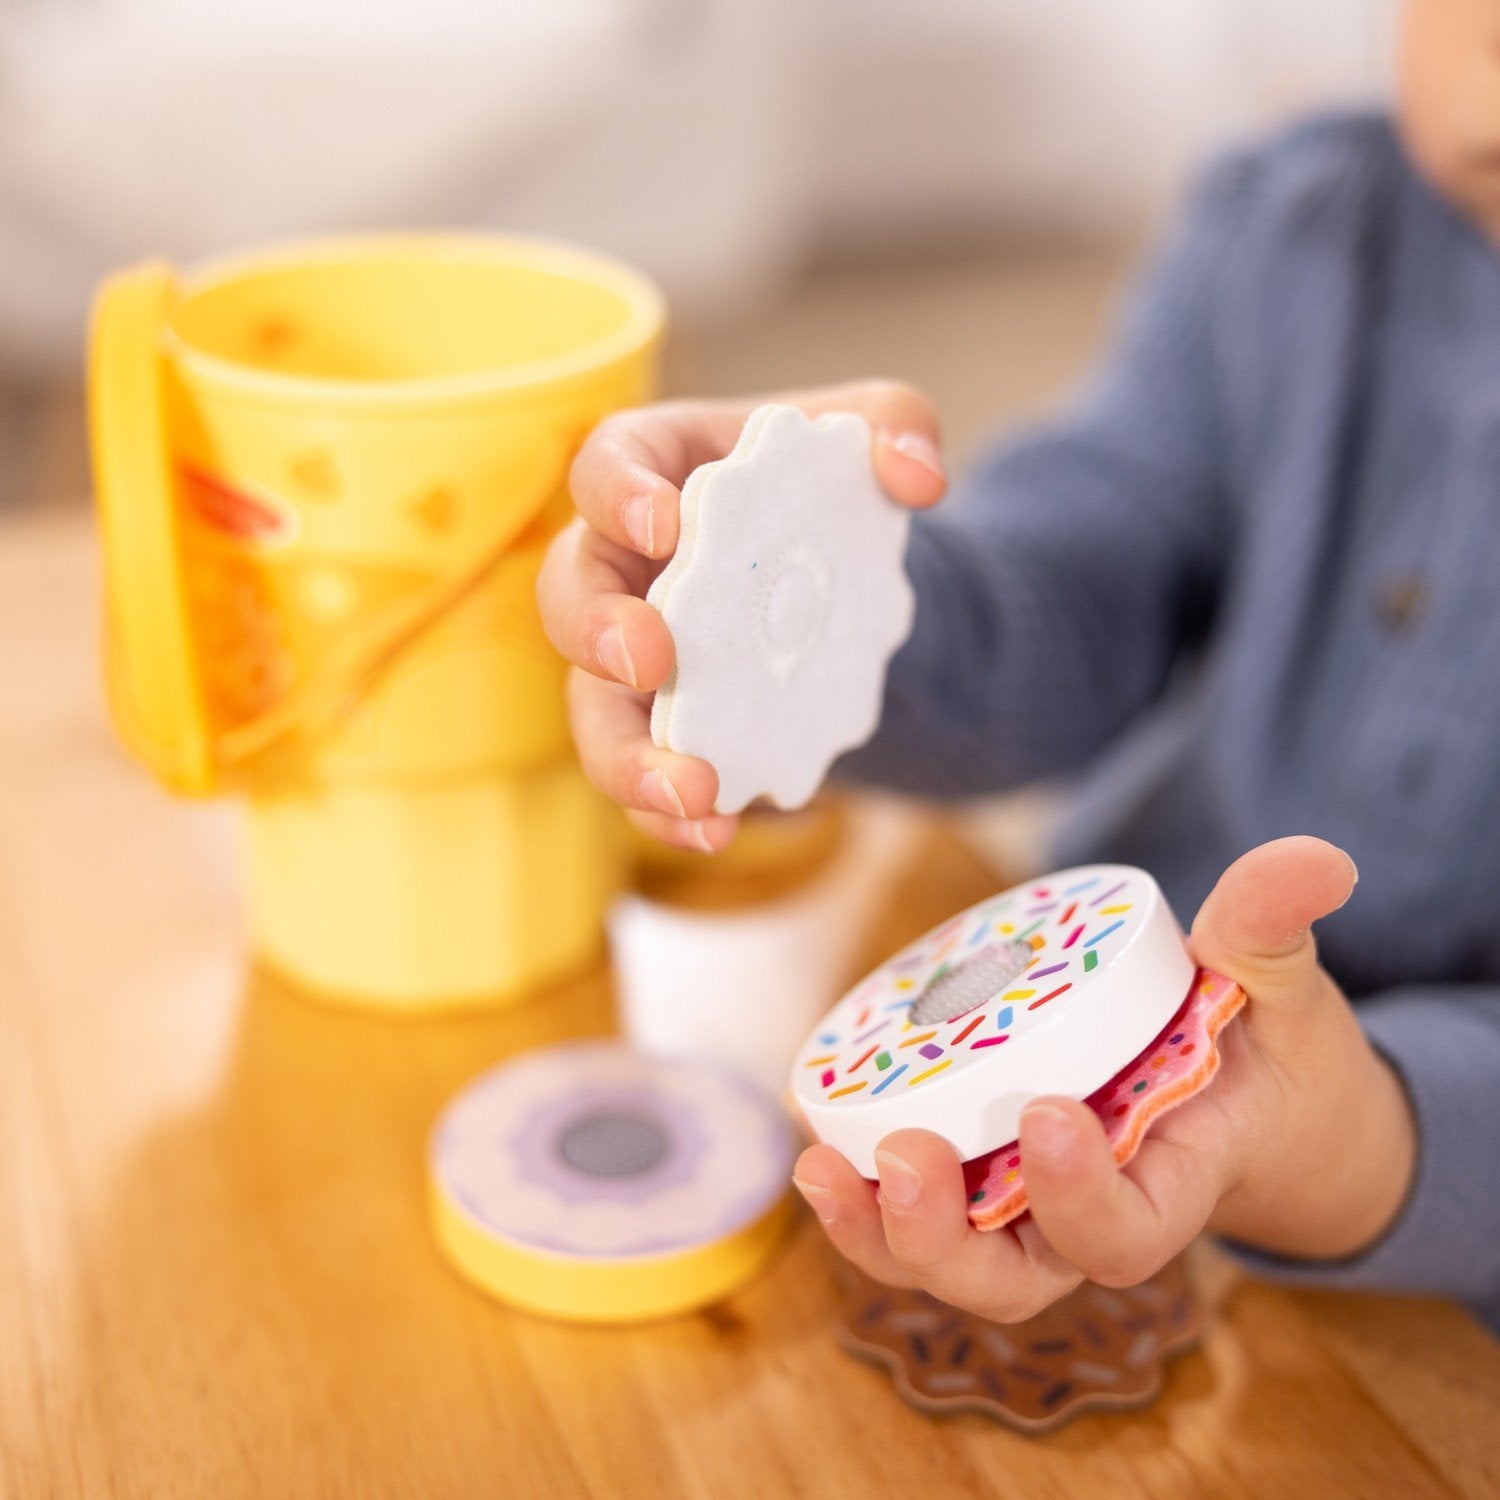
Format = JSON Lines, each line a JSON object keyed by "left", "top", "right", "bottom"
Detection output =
{"left": 89, "top": 235, "right": 664, "bottom": 1009}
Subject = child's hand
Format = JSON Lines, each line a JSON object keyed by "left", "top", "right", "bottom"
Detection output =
{"left": 536, "top": 383, "right": 947, "bottom": 852}
{"left": 793, "top": 837, "right": 1419, "bottom": 1321}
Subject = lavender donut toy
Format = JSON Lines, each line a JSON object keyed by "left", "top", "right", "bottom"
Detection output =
{"left": 430, "top": 1043, "right": 796, "bottom": 1322}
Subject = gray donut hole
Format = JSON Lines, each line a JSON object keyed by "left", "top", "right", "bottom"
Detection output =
{"left": 556, "top": 1108, "right": 672, "bottom": 1179}
{"left": 909, "top": 939, "right": 1033, "bottom": 1027}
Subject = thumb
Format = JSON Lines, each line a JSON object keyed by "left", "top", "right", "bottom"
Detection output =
{"left": 1190, "top": 836, "right": 1358, "bottom": 1015}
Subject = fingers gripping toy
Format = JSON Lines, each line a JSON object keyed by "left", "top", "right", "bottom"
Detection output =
{"left": 791, "top": 865, "right": 1245, "bottom": 1230}
{"left": 647, "top": 404, "right": 915, "bottom": 814}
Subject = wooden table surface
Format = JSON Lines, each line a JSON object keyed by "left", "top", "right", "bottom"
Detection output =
{"left": 3, "top": 512, "right": 1499, "bottom": 1500}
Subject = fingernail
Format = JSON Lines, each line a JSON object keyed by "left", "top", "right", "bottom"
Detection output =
{"left": 642, "top": 768, "right": 687, "bottom": 817}
{"left": 624, "top": 492, "right": 655, "bottom": 555}
{"left": 793, "top": 1177, "right": 839, "bottom": 1225}
{"left": 690, "top": 820, "right": 717, "bottom": 855}
{"left": 889, "top": 431, "right": 946, "bottom": 482}
{"left": 874, "top": 1149, "right": 922, "bottom": 1211}
{"left": 597, "top": 624, "right": 638, "bottom": 689}
{"left": 1021, "top": 1103, "right": 1077, "bottom": 1158}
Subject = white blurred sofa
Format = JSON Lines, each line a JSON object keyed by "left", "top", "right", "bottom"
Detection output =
{"left": 0, "top": 0, "right": 1391, "bottom": 372}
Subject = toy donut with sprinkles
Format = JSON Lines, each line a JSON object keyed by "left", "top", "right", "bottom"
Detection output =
{"left": 790, "top": 865, "right": 1245, "bottom": 1228}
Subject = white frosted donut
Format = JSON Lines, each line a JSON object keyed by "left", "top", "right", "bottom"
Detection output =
{"left": 791, "top": 865, "right": 1194, "bottom": 1176}
{"left": 647, "top": 404, "right": 914, "bottom": 814}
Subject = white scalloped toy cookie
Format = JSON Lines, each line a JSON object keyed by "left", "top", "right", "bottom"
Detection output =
{"left": 647, "top": 404, "right": 915, "bottom": 814}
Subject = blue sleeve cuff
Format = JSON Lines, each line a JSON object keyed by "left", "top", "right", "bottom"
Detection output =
{"left": 834, "top": 512, "right": 1053, "bottom": 796}
{"left": 1223, "top": 992, "right": 1500, "bottom": 1318}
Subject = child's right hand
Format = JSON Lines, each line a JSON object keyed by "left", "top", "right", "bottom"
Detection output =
{"left": 536, "top": 381, "right": 949, "bottom": 852}
{"left": 792, "top": 837, "right": 1418, "bottom": 1324}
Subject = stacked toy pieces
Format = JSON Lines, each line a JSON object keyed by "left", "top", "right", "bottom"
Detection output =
{"left": 792, "top": 865, "right": 1245, "bottom": 1232}
{"left": 430, "top": 1043, "right": 797, "bottom": 1323}
{"left": 428, "top": 404, "right": 918, "bottom": 1322}
{"left": 89, "top": 237, "right": 664, "bottom": 1012}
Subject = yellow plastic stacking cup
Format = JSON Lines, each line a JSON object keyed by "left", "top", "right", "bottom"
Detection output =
{"left": 89, "top": 235, "right": 664, "bottom": 1010}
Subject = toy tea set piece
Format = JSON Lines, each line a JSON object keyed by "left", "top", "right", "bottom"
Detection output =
{"left": 631, "top": 798, "right": 851, "bottom": 910}
{"left": 791, "top": 865, "right": 1246, "bottom": 1227}
{"left": 88, "top": 235, "right": 664, "bottom": 1010}
{"left": 612, "top": 796, "right": 920, "bottom": 1100}
{"left": 648, "top": 404, "right": 915, "bottom": 814}
{"left": 966, "top": 967, "right": 1243, "bottom": 1230}
{"left": 837, "top": 1254, "right": 1203, "bottom": 1432}
{"left": 429, "top": 1042, "right": 796, "bottom": 1323}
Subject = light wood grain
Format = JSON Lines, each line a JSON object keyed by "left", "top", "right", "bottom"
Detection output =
{"left": 3, "top": 514, "right": 1497, "bottom": 1500}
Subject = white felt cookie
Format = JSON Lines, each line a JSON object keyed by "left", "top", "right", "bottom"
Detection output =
{"left": 647, "top": 405, "right": 914, "bottom": 814}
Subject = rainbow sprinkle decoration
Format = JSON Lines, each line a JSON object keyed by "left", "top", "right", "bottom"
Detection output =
{"left": 794, "top": 868, "right": 1145, "bottom": 1109}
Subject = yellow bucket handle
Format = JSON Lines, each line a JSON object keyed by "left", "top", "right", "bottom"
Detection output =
{"left": 213, "top": 489, "right": 566, "bottom": 771}
{"left": 90, "top": 263, "right": 215, "bottom": 794}
{"left": 88, "top": 261, "right": 571, "bottom": 794}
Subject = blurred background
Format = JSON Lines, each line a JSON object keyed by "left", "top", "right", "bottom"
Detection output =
{"left": 0, "top": 0, "right": 1393, "bottom": 515}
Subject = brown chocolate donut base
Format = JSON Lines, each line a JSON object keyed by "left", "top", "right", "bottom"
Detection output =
{"left": 837, "top": 1257, "right": 1202, "bottom": 1433}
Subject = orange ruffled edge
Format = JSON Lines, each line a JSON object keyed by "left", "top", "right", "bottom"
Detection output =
{"left": 966, "top": 969, "right": 1245, "bottom": 1232}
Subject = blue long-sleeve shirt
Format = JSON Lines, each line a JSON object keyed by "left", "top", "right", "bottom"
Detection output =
{"left": 844, "top": 112, "right": 1500, "bottom": 1330}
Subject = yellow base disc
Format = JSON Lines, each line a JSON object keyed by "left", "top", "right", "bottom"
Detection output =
{"left": 432, "top": 1182, "right": 794, "bottom": 1325}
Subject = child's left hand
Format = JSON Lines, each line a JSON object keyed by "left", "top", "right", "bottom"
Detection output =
{"left": 792, "top": 836, "right": 1418, "bottom": 1322}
